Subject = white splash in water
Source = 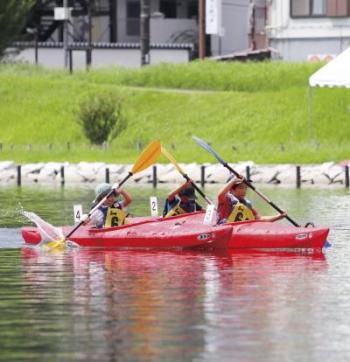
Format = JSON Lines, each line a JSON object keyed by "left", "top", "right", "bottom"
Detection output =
{"left": 21, "top": 210, "right": 64, "bottom": 245}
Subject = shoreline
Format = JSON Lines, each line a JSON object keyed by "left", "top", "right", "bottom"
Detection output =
{"left": 0, "top": 160, "right": 349, "bottom": 187}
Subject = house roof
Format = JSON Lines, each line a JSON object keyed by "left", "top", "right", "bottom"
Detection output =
{"left": 210, "top": 47, "right": 278, "bottom": 62}
{"left": 309, "top": 47, "right": 350, "bottom": 88}
{"left": 12, "top": 41, "right": 194, "bottom": 50}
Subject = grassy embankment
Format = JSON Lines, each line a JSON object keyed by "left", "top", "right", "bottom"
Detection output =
{"left": 0, "top": 61, "right": 350, "bottom": 164}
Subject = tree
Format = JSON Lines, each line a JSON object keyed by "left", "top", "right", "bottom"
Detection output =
{"left": 77, "top": 92, "right": 127, "bottom": 145}
{"left": 0, "top": 0, "right": 34, "bottom": 59}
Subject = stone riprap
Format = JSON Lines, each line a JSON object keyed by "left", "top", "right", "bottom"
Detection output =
{"left": 0, "top": 161, "right": 348, "bottom": 186}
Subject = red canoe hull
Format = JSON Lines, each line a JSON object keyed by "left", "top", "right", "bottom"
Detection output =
{"left": 21, "top": 213, "right": 231, "bottom": 250}
{"left": 227, "top": 220, "right": 329, "bottom": 249}
{"left": 21, "top": 212, "right": 329, "bottom": 250}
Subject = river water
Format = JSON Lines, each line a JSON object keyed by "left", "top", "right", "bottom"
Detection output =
{"left": 1, "top": 184, "right": 350, "bottom": 361}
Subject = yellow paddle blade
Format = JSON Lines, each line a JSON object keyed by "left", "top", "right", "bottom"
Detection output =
{"left": 131, "top": 140, "right": 161, "bottom": 174}
{"left": 161, "top": 146, "right": 185, "bottom": 176}
{"left": 45, "top": 239, "right": 65, "bottom": 251}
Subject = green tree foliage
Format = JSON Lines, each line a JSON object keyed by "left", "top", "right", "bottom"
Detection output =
{"left": 77, "top": 92, "right": 127, "bottom": 145}
{"left": 0, "top": 0, "right": 34, "bottom": 59}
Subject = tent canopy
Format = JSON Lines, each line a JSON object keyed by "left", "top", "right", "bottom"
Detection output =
{"left": 308, "top": 47, "right": 350, "bottom": 137}
{"left": 309, "top": 47, "right": 350, "bottom": 88}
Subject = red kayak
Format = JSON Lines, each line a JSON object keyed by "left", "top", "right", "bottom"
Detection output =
{"left": 227, "top": 219, "right": 329, "bottom": 249}
{"left": 21, "top": 213, "right": 232, "bottom": 250}
{"left": 21, "top": 212, "right": 329, "bottom": 250}
{"left": 131, "top": 213, "right": 330, "bottom": 249}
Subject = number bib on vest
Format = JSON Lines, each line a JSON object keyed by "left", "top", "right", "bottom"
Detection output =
{"left": 164, "top": 204, "right": 186, "bottom": 218}
{"left": 105, "top": 208, "right": 127, "bottom": 227}
{"left": 227, "top": 202, "right": 255, "bottom": 223}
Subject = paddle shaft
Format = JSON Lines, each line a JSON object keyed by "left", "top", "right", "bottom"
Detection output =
{"left": 65, "top": 172, "right": 132, "bottom": 239}
{"left": 223, "top": 163, "right": 300, "bottom": 227}
{"left": 183, "top": 174, "right": 212, "bottom": 205}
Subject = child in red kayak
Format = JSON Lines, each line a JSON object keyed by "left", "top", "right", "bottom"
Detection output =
{"left": 84, "top": 183, "right": 133, "bottom": 228}
{"left": 163, "top": 180, "right": 203, "bottom": 217}
{"left": 217, "top": 175, "right": 286, "bottom": 224}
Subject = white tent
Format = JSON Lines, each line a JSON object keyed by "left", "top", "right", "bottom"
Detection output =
{"left": 308, "top": 47, "right": 350, "bottom": 136}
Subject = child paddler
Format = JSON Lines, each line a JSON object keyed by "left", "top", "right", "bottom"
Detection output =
{"left": 163, "top": 180, "right": 203, "bottom": 218}
{"left": 217, "top": 175, "right": 286, "bottom": 224}
{"left": 84, "top": 183, "right": 133, "bottom": 228}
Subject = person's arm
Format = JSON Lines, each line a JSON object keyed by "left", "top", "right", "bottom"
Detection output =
{"left": 116, "top": 188, "right": 132, "bottom": 208}
{"left": 218, "top": 176, "right": 243, "bottom": 203}
{"left": 259, "top": 212, "right": 287, "bottom": 222}
{"left": 252, "top": 207, "right": 260, "bottom": 220}
{"left": 85, "top": 209, "right": 104, "bottom": 228}
{"left": 167, "top": 180, "right": 192, "bottom": 201}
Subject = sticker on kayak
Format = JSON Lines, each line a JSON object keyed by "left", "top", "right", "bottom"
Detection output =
{"left": 198, "top": 233, "right": 210, "bottom": 241}
{"left": 295, "top": 233, "right": 307, "bottom": 240}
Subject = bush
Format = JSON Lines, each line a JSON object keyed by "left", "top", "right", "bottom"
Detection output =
{"left": 77, "top": 92, "right": 127, "bottom": 145}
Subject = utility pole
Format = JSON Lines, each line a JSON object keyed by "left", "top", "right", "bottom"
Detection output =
{"left": 35, "top": 0, "right": 41, "bottom": 64}
{"left": 63, "top": 0, "right": 69, "bottom": 69}
{"left": 87, "top": 0, "right": 92, "bottom": 69}
{"left": 250, "top": 0, "right": 256, "bottom": 50}
{"left": 140, "top": 0, "right": 150, "bottom": 66}
{"left": 198, "top": 0, "right": 206, "bottom": 59}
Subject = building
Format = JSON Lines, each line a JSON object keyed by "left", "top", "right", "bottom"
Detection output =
{"left": 11, "top": 0, "right": 269, "bottom": 68}
{"left": 12, "top": 1, "right": 350, "bottom": 66}
{"left": 24, "top": 0, "right": 264, "bottom": 54}
{"left": 267, "top": 0, "right": 350, "bottom": 61}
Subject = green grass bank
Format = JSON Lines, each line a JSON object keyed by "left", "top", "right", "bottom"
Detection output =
{"left": 0, "top": 61, "right": 349, "bottom": 164}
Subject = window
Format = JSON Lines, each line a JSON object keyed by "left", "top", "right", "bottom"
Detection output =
{"left": 292, "top": 0, "right": 311, "bottom": 16}
{"left": 160, "top": 0, "right": 177, "bottom": 18}
{"left": 291, "top": 0, "right": 349, "bottom": 17}
{"left": 187, "top": 0, "right": 198, "bottom": 18}
{"left": 253, "top": 6, "right": 267, "bottom": 33}
{"left": 327, "top": 0, "right": 348, "bottom": 16}
{"left": 313, "top": 0, "right": 326, "bottom": 15}
{"left": 127, "top": 0, "right": 140, "bottom": 36}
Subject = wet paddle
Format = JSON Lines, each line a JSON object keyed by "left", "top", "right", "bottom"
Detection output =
{"left": 161, "top": 146, "right": 213, "bottom": 205}
{"left": 50, "top": 140, "right": 162, "bottom": 249}
{"left": 192, "top": 135, "right": 300, "bottom": 227}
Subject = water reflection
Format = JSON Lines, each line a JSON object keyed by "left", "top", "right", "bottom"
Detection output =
{"left": 3, "top": 185, "right": 350, "bottom": 361}
{"left": 16, "top": 247, "right": 328, "bottom": 361}
{"left": 199, "top": 250, "right": 328, "bottom": 361}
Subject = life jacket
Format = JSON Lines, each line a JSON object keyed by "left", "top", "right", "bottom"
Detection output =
{"left": 163, "top": 200, "right": 187, "bottom": 218}
{"left": 104, "top": 207, "right": 127, "bottom": 227}
{"left": 163, "top": 196, "right": 202, "bottom": 218}
{"left": 226, "top": 201, "right": 255, "bottom": 223}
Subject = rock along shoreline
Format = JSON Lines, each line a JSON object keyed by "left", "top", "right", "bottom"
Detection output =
{"left": 1, "top": 161, "right": 349, "bottom": 187}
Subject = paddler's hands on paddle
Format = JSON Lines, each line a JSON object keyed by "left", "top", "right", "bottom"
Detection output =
{"left": 112, "top": 184, "right": 133, "bottom": 207}
{"left": 81, "top": 214, "right": 90, "bottom": 225}
{"left": 279, "top": 211, "right": 288, "bottom": 220}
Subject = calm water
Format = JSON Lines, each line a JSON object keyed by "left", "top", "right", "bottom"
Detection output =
{"left": 1, "top": 184, "right": 350, "bottom": 361}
